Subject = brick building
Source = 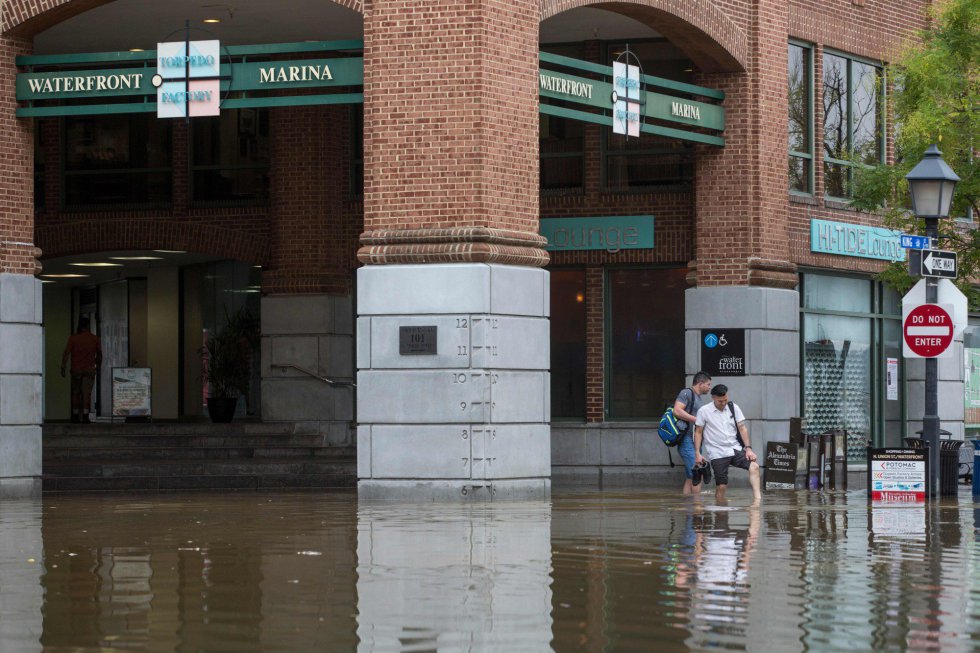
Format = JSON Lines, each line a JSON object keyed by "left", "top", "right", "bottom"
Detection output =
{"left": 0, "top": 0, "right": 955, "bottom": 499}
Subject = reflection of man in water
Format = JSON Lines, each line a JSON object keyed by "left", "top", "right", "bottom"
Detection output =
{"left": 61, "top": 316, "right": 102, "bottom": 423}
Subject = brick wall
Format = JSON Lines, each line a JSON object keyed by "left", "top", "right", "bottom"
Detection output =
{"left": 0, "top": 33, "right": 35, "bottom": 275}
{"left": 360, "top": 0, "right": 545, "bottom": 265}
{"left": 33, "top": 106, "right": 363, "bottom": 289}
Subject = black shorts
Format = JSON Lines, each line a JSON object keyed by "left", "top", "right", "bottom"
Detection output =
{"left": 710, "top": 449, "right": 752, "bottom": 486}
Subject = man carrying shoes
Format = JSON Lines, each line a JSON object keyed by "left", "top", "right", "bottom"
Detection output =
{"left": 693, "top": 384, "right": 761, "bottom": 502}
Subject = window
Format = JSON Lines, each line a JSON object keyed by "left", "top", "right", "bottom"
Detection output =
{"left": 789, "top": 42, "right": 813, "bottom": 193}
{"left": 800, "top": 273, "right": 903, "bottom": 460}
{"left": 63, "top": 114, "right": 172, "bottom": 209}
{"left": 540, "top": 43, "right": 586, "bottom": 193}
{"left": 602, "top": 40, "right": 695, "bottom": 191}
{"left": 550, "top": 269, "right": 587, "bottom": 419}
{"left": 823, "top": 52, "right": 884, "bottom": 198}
{"left": 540, "top": 113, "right": 584, "bottom": 192}
{"left": 191, "top": 108, "right": 269, "bottom": 204}
{"left": 606, "top": 268, "right": 686, "bottom": 419}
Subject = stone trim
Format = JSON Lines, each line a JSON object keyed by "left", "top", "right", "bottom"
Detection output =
{"left": 358, "top": 227, "right": 549, "bottom": 266}
{"left": 747, "top": 257, "right": 798, "bottom": 289}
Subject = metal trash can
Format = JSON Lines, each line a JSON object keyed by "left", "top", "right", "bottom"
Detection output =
{"left": 906, "top": 434, "right": 961, "bottom": 497}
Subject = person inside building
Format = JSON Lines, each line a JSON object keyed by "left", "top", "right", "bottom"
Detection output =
{"left": 60, "top": 316, "right": 102, "bottom": 423}
{"left": 673, "top": 371, "right": 713, "bottom": 495}
{"left": 694, "top": 384, "right": 761, "bottom": 502}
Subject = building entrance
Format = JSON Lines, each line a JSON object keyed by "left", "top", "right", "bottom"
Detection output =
{"left": 42, "top": 251, "right": 260, "bottom": 422}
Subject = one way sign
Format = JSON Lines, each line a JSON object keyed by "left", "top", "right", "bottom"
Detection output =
{"left": 920, "top": 249, "right": 957, "bottom": 278}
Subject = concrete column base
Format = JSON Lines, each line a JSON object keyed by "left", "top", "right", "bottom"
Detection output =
{"left": 905, "top": 338, "right": 965, "bottom": 440}
{"left": 0, "top": 274, "right": 43, "bottom": 496}
{"left": 685, "top": 286, "right": 801, "bottom": 456}
{"left": 356, "top": 264, "right": 551, "bottom": 501}
{"left": 260, "top": 294, "right": 355, "bottom": 445}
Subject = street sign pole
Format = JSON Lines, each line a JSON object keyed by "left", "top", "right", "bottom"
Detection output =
{"left": 923, "top": 221, "right": 940, "bottom": 498}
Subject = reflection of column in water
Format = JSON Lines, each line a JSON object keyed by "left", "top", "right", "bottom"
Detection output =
{"left": 356, "top": 501, "right": 552, "bottom": 652}
{"left": 0, "top": 498, "right": 43, "bottom": 652}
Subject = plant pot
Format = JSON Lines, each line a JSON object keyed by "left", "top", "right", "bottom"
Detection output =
{"left": 206, "top": 397, "right": 238, "bottom": 423}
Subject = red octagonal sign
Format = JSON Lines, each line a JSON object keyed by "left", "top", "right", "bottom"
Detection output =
{"left": 903, "top": 303, "right": 954, "bottom": 358}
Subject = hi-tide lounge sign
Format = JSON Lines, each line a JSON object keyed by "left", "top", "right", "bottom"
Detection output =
{"left": 538, "top": 52, "right": 725, "bottom": 146}
{"left": 16, "top": 40, "right": 364, "bottom": 117}
{"left": 810, "top": 219, "right": 905, "bottom": 262}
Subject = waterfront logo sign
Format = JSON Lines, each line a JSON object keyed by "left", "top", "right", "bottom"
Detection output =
{"left": 700, "top": 329, "right": 745, "bottom": 376}
{"left": 539, "top": 216, "right": 654, "bottom": 253}
{"left": 810, "top": 219, "right": 905, "bottom": 262}
{"left": 612, "top": 49, "right": 642, "bottom": 137}
{"left": 153, "top": 40, "right": 221, "bottom": 118}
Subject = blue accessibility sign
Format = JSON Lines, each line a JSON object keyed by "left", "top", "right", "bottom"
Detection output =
{"left": 900, "top": 235, "right": 931, "bottom": 250}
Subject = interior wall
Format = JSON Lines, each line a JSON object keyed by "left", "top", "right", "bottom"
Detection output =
{"left": 43, "top": 285, "right": 72, "bottom": 420}
{"left": 147, "top": 268, "right": 180, "bottom": 419}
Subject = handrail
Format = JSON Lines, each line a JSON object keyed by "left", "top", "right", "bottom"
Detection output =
{"left": 270, "top": 363, "right": 356, "bottom": 387}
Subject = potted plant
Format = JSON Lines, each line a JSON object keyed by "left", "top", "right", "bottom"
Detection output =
{"left": 201, "top": 306, "right": 259, "bottom": 423}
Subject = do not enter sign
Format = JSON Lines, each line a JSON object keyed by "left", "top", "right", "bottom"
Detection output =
{"left": 903, "top": 303, "right": 954, "bottom": 358}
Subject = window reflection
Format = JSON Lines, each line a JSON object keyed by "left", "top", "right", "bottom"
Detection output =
{"left": 191, "top": 108, "right": 270, "bottom": 204}
{"left": 607, "top": 268, "right": 686, "bottom": 419}
{"left": 550, "top": 269, "right": 587, "bottom": 419}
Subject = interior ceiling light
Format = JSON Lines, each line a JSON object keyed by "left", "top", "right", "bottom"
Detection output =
{"left": 69, "top": 262, "right": 123, "bottom": 267}
{"left": 41, "top": 273, "right": 89, "bottom": 279}
{"left": 130, "top": 48, "right": 145, "bottom": 52}
{"left": 109, "top": 256, "right": 163, "bottom": 261}
{"left": 203, "top": 18, "right": 221, "bottom": 24}
{"left": 153, "top": 250, "right": 187, "bottom": 254}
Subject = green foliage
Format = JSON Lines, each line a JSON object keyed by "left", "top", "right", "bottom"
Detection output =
{"left": 200, "top": 306, "right": 260, "bottom": 399}
{"left": 851, "top": 0, "right": 980, "bottom": 304}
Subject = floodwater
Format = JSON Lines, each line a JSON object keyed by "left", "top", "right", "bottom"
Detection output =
{"left": 0, "top": 489, "right": 977, "bottom": 652}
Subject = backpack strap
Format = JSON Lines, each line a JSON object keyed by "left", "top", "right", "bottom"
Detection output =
{"left": 678, "top": 387, "right": 696, "bottom": 433}
{"left": 728, "top": 401, "right": 747, "bottom": 449}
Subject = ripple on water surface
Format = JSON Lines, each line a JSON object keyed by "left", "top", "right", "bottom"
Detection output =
{"left": 0, "top": 488, "right": 976, "bottom": 652}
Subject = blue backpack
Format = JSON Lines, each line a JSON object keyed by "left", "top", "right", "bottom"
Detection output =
{"left": 658, "top": 388, "right": 696, "bottom": 467}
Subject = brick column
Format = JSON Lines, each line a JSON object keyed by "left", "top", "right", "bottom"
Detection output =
{"left": 259, "top": 105, "right": 355, "bottom": 446}
{"left": 0, "top": 34, "right": 42, "bottom": 497}
{"left": 687, "top": 0, "right": 799, "bottom": 456}
{"left": 356, "top": 0, "right": 550, "bottom": 500}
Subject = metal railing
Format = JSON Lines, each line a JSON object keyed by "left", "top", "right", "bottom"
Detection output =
{"left": 270, "top": 363, "right": 356, "bottom": 387}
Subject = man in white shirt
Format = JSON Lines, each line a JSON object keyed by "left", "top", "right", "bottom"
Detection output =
{"left": 693, "top": 384, "right": 761, "bottom": 501}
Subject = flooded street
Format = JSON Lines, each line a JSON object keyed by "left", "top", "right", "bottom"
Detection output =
{"left": 0, "top": 488, "right": 977, "bottom": 652}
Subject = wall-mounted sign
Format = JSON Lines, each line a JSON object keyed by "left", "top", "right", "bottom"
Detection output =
{"left": 810, "top": 219, "right": 905, "bottom": 262}
{"left": 16, "top": 41, "right": 365, "bottom": 118}
{"left": 764, "top": 442, "right": 803, "bottom": 490}
{"left": 868, "top": 448, "right": 927, "bottom": 502}
{"left": 538, "top": 52, "right": 725, "bottom": 147}
{"left": 539, "top": 216, "right": 654, "bottom": 253}
{"left": 612, "top": 54, "right": 641, "bottom": 137}
{"left": 153, "top": 39, "right": 221, "bottom": 118}
{"left": 399, "top": 326, "right": 437, "bottom": 355}
{"left": 111, "top": 367, "right": 152, "bottom": 418}
{"left": 700, "top": 329, "right": 745, "bottom": 376}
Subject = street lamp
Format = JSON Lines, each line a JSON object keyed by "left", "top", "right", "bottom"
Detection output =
{"left": 906, "top": 144, "right": 960, "bottom": 498}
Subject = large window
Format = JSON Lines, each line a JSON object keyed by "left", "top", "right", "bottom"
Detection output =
{"left": 191, "top": 108, "right": 270, "bottom": 204}
{"left": 606, "top": 268, "right": 686, "bottom": 419}
{"left": 823, "top": 52, "right": 884, "bottom": 198}
{"left": 789, "top": 42, "right": 813, "bottom": 194}
{"left": 63, "top": 114, "right": 172, "bottom": 209}
{"left": 550, "top": 269, "right": 587, "bottom": 419}
{"left": 801, "top": 273, "right": 903, "bottom": 461}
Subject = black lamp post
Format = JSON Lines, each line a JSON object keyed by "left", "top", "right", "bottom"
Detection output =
{"left": 905, "top": 144, "right": 960, "bottom": 498}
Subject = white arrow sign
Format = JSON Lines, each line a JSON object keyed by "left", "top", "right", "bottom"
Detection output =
{"left": 923, "top": 252, "right": 956, "bottom": 274}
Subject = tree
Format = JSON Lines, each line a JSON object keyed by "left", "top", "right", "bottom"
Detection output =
{"left": 851, "top": 0, "right": 979, "bottom": 302}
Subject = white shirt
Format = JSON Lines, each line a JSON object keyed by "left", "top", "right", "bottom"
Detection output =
{"left": 695, "top": 401, "right": 746, "bottom": 462}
